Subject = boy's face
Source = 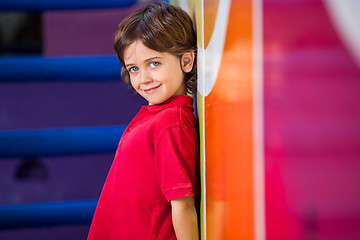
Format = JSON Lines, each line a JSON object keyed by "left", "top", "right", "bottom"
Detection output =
{"left": 123, "top": 40, "right": 187, "bottom": 105}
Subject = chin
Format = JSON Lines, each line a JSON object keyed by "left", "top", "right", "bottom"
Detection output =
{"left": 147, "top": 97, "right": 169, "bottom": 105}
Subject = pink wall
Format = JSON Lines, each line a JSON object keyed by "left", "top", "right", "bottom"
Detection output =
{"left": 264, "top": 0, "right": 360, "bottom": 239}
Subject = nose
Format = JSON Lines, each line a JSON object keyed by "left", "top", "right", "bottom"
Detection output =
{"left": 140, "top": 69, "right": 152, "bottom": 84}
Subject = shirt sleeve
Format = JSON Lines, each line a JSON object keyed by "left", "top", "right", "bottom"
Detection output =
{"left": 154, "top": 124, "right": 198, "bottom": 202}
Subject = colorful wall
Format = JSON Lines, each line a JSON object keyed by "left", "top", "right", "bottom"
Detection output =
{"left": 177, "top": 0, "right": 360, "bottom": 239}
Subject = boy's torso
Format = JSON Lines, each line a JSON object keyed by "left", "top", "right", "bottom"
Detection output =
{"left": 88, "top": 95, "right": 198, "bottom": 240}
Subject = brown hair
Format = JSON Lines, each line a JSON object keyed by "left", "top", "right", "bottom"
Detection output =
{"left": 114, "top": 2, "right": 197, "bottom": 94}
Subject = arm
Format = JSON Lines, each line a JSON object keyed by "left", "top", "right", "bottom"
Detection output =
{"left": 171, "top": 197, "right": 199, "bottom": 240}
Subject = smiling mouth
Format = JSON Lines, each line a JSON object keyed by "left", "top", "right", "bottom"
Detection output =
{"left": 142, "top": 84, "right": 161, "bottom": 94}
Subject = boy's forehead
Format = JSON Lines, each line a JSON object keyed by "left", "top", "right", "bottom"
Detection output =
{"left": 124, "top": 40, "right": 140, "bottom": 57}
{"left": 124, "top": 40, "right": 162, "bottom": 64}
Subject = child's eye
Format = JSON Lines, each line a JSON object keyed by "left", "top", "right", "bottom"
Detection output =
{"left": 150, "top": 62, "right": 160, "bottom": 68}
{"left": 129, "top": 66, "right": 139, "bottom": 73}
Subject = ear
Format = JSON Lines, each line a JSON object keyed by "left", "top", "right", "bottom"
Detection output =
{"left": 181, "top": 52, "right": 195, "bottom": 73}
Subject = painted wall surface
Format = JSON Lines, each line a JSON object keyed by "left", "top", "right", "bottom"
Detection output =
{"left": 264, "top": 0, "right": 360, "bottom": 239}
{"left": 179, "top": 0, "right": 261, "bottom": 238}
{"left": 179, "top": 0, "right": 360, "bottom": 239}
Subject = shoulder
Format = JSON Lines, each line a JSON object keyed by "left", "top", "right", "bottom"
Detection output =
{"left": 155, "top": 106, "right": 198, "bottom": 147}
{"left": 155, "top": 104, "right": 196, "bottom": 128}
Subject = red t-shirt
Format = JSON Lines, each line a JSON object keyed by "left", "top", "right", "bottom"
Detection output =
{"left": 88, "top": 95, "right": 199, "bottom": 239}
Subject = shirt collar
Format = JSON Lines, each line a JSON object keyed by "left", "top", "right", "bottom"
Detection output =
{"left": 146, "top": 95, "right": 194, "bottom": 113}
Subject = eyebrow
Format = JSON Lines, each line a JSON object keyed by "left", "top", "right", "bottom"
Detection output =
{"left": 125, "top": 56, "right": 161, "bottom": 69}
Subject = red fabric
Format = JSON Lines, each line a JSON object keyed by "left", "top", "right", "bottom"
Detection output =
{"left": 88, "top": 95, "right": 199, "bottom": 239}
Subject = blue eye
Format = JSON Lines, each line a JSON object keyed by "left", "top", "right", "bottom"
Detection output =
{"left": 129, "top": 66, "right": 139, "bottom": 73}
{"left": 150, "top": 62, "right": 160, "bottom": 68}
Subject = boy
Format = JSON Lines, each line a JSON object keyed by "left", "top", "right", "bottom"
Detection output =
{"left": 88, "top": 2, "right": 199, "bottom": 239}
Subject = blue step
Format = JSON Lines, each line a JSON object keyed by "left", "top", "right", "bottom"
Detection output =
{"left": 0, "top": 199, "right": 98, "bottom": 229}
{"left": 0, "top": 126, "right": 126, "bottom": 158}
{"left": 0, "top": 0, "right": 137, "bottom": 11}
{"left": 0, "top": 55, "right": 122, "bottom": 83}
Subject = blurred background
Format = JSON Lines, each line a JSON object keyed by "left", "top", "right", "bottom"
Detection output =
{"left": 263, "top": 1, "right": 360, "bottom": 239}
{"left": 196, "top": 0, "right": 360, "bottom": 239}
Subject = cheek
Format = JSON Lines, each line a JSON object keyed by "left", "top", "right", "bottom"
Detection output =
{"left": 129, "top": 77, "right": 137, "bottom": 88}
